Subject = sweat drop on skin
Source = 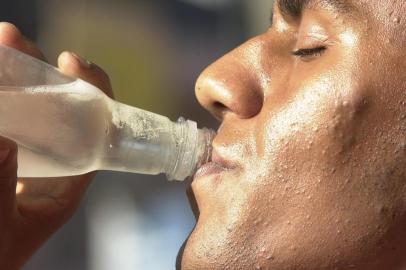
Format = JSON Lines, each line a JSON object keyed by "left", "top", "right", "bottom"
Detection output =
{"left": 0, "top": 45, "right": 214, "bottom": 181}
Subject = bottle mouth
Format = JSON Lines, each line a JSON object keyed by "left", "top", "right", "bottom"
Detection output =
{"left": 166, "top": 118, "right": 215, "bottom": 181}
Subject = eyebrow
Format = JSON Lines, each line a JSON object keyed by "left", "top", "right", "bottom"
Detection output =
{"left": 271, "top": 0, "right": 355, "bottom": 24}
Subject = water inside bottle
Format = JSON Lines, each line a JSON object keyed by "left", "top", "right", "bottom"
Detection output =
{"left": 0, "top": 79, "right": 110, "bottom": 176}
{"left": 0, "top": 78, "right": 204, "bottom": 178}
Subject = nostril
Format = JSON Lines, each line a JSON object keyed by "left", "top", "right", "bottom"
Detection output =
{"left": 212, "top": 101, "right": 229, "bottom": 119}
{"left": 213, "top": 101, "right": 226, "bottom": 110}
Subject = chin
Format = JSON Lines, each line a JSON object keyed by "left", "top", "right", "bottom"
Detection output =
{"left": 175, "top": 236, "right": 188, "bottom": 270}
{"left": 176, "top": 220, "right": 257, "bottom": 270}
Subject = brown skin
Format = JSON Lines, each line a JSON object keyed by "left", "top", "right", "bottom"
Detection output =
{"left": 181, "top": 1, "right": 406, "bottom": 270}
{"left": 0, "top": 23, "right": 113, "bottom": 269}
{"left": 1, "top": 0, "right": 405, "bottom": 269}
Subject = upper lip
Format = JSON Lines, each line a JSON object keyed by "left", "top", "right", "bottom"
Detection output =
{"left": 210, "top": 149, "right": 236, "bottom": 169}
{"left": 192, "top": 144, "right": 240, "bottom": 180}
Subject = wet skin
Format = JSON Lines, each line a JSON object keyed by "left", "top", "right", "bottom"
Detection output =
{"left": 179, "top": 0, "right": 406, "bottom": 269}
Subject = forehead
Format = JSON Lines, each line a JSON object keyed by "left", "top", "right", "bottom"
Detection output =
{"left": 278, "top": 0, "right": 353, "bottom": 16}
{"left": 274, "top": 0, "right": 359, "bottom": 19}
{"left": 269, "top": 0, "right": 361, "bottom": 29}
{"left": 271, "top": 0, "right": 406, "bottom": 30}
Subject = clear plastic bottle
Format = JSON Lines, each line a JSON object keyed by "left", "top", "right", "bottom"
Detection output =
{"left": 0, "top": 45, "right": 214, "bottom": 181}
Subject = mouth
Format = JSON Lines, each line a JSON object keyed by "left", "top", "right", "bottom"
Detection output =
{"left": 193, "top": 149, "right": 237, "bottom": 179}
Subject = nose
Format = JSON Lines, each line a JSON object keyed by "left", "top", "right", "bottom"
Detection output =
{"left": 195, "top": 37, "right": 265, "bottom": 121}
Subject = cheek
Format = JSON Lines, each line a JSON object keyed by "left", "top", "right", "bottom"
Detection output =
{"left": 256, "top": 74, "right": 366, "bottom": 190}
{"left": 248, "top": 75, "right": 388, "bottom": 264}
{"left": 247, "top": 68, "right": 406, "bottom": 267}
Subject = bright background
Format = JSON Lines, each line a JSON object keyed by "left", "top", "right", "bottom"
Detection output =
{"left": 2, "top": 0, "right": 273, "bottom": 269}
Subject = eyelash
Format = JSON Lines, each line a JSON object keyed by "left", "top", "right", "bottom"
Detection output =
{"left": 292, "top": 46, "right": 327, "bottom": 60}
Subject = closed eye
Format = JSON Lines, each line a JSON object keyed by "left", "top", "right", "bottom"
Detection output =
{"left": 292, "top": 46, "right": 327, "bottom": 61}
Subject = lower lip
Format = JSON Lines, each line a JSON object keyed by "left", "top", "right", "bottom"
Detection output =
{"left": 194, "top": 162, "right": 228, "bottom": 179}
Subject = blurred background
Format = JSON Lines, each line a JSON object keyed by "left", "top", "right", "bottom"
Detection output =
{"left": 2, "top": 0, "right": 273, "bottom": 269}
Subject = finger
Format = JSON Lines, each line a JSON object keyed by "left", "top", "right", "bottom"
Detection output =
{"left": 58, "top": 52, "right": 114, "bottom": 98}
{"left": 0, "top": 22, "right": 46, "bottom": 61}
{"left": 0, "top": 136, "right": 18, "bottom": 217}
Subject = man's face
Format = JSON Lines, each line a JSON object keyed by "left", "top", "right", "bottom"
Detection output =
{"left": 180, "top": 0, "right": 406, "bottom": 269}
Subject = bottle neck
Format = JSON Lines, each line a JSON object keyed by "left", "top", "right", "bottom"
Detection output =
{"left": 100, "top": 100, "right": 215, "bottom": 181}
{"left": 165, "top": 118, "right": 215, "bottom": 181}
